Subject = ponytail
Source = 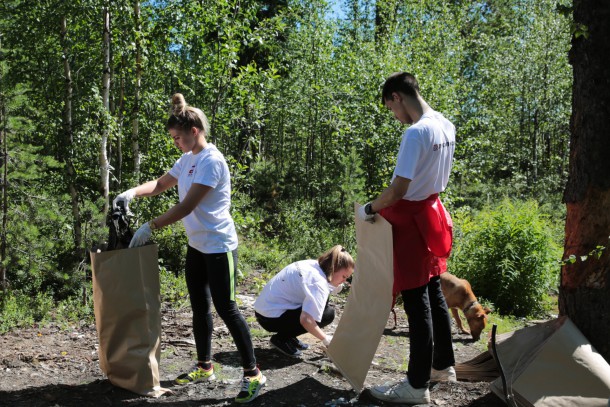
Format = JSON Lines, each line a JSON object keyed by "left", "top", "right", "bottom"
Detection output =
{"left": 318, "top": 245, "right": 355, "bottom": 282}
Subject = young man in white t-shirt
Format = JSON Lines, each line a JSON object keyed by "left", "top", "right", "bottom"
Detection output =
{"left": 357, "top": 72, "right": 456, "bottom": 405}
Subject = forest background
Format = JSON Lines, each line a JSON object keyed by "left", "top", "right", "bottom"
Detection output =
{"left": 0, "top": 0, "right": 573, "bottom": 331}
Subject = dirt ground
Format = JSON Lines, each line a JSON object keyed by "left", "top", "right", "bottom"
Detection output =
{"left": 0, "top": 279, "right": 506, "bottom": 407}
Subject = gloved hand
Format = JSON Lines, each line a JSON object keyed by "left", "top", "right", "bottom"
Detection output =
{"left": 322, "top": 335, "right": 333, "bottom": 347}
{"left": 113, "top": 188, "right": 137, "bottom": 213}
{"left": 129, "top": 222, "right": 152, "bottom": 248}
{"left": 331, "top": 283, "right": 344, "bottom": 295}
{"left": 357, "top": 203, "right": 375, "bottom": 223}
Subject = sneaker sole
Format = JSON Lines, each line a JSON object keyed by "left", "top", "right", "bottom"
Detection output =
{"left": 431, "top": 376, "right": 457, "bottom": 383}
{"left": 368, "top": 388, "right": 430, "bottom": 404}
{"left": 175, "top": 373, "right": 216, "bottom": 385}
{"left": 369, "top": 391, "right": 430, "bottom": 404}
{"left": 270, "top": 342, "right": 302, "bottom": 358}
{"left": 235, "top": 375, "right": 267, "bottom": 403}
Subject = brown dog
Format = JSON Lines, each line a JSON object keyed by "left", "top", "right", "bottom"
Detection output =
{"left": 440, "top": 272, "right": 491, "bottom": 340}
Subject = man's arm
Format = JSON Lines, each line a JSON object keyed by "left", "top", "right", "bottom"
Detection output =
{"left": 370, "top": 176, "right": 411, "bottom": 213}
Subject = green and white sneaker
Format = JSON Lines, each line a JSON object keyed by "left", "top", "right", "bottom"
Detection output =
{"left": 175, "top": 364, "right": 216, "bottom": 385}
{"left": 235, "top": 370, "right": 267, "bottom": 403}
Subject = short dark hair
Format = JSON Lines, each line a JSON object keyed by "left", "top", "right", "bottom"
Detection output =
{"left": 381, "top": 72, "right": 420, "bottom": 105}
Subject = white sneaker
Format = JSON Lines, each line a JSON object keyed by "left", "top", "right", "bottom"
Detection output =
{"left": 430, "top": 366, "right": 457, "bottom": 382}
{"left": 369, "top": 378, "right": 431, "bottom": 404}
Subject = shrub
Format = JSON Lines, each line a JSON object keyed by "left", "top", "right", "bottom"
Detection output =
{"left": 448, "top": 199, "right": 561, "bottom": 317}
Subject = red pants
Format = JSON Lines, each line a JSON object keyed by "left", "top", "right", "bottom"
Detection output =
{"left": 380, "top": 194, "right": 452, "bottom": 294}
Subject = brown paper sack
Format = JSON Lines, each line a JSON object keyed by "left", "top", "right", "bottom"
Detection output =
{"left": 491, "top": 317, "right": 610, "bottom": 407}
{"left": 90, "top": 244, "right": 169, "bottom": 397}
{"left": 326, "top": 203, "right": 394, "bottom": 392}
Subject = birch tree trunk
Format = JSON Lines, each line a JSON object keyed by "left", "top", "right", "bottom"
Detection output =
{"left": 116, "top": 55, "right": 126, "bottom": 189}
{"left": 100, "top": 6, "right": 111, "bottom": 216}
{"left": 560, "top": 0, "right": 610, "bottom": 362}
{"left": 132, "top": 0, "right": 142, "bottom": 182}
{"left": 60, "top": 16, "right": 83, "bottom": 251}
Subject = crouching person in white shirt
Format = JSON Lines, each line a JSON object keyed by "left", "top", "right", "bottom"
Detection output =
{"left": 254, "top": 245, "right": 354, "bottom": 357}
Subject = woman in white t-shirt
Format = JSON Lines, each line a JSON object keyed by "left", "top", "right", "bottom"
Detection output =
{"left": 113, "top": 94, "right": 265, "bottom": 404}
{"left": 254, "top": 245, "right": 354, "bottom": 357}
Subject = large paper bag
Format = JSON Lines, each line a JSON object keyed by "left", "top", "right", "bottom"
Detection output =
{"left": 326, "top": 203, "right": 394, "bottom": 392}
{"left": 90, "top": 244, "right": 169, "bottom": 397}
{"left": 490, "top": 317, "right": 610, "bottom": 407}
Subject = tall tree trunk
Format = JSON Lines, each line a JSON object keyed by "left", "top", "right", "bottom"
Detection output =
{"left": 560, "top": 0, "right": 610, "bottom": 362}
{"left": 374, "top": 0, "right": 398, "bottom": 49}
{"left": 100, "top": 6, "right": 111, "bottom": 215}
{"left": 60, "top": 16, "right": 83, "bottom": 252}
{"left": 116, "top": 55, "right": 126, "bottom": 189}
{"left": 132, "top": 0, "right": 142, "bottom": 182}
{"left": 0, "top": 85, "right": 7, "bottom": 296}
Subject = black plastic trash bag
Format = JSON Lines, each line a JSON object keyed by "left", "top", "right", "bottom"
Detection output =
{"left": 107, "top": 202, "right": 134, "bottom": 251}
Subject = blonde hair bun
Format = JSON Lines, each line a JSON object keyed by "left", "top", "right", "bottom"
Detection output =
{"left": 171, "top": 93, "right": 187, "bottom": 115}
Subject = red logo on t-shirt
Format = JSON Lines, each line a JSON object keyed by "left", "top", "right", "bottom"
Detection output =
{"left": 188, "top": 165, "right": 195, "bottom": 176}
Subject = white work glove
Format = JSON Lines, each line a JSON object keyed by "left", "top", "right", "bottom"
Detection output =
{"left": 322, "top": 335, "right": 333, "bottom": 347}
{"left": 113, "top": 188, "right": 136, "bottom": 213}
{"left": 331, "top": 283, "right": 344, "bottom": 295}
{"left": 129, "top": 222, "right": 152, "bottom": 248}
{"left": 357, "top": 203, "right": 375, "bottom": 223}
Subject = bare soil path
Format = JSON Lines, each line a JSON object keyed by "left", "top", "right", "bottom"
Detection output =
{"left": 0, "top": 281, "right": 505, "bottom": 407}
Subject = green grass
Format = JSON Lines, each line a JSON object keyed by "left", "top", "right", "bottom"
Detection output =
{"left": 249, "top": 328, "right": 270, "bottom": 339}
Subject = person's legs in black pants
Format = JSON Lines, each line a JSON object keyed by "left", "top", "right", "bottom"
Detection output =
{"left": 255, "top": 302, "right": 335, "bottom": 340}
{"left": 205, "top": 249, "right": 257, "bottom": 370}
{"left": 428, "top": 275, "right": 455, "bottom": 370}
{"left": 402, "top": 283, "right": 433, "bottom": 389}
{"left": 185, "top": 246, "right": 257, "bottom": 370}
{"left": 185, "top": 246, "right": 214, "bottom": 364}
{"left": 319, "top": 302, "right": 335, "bottom": 328}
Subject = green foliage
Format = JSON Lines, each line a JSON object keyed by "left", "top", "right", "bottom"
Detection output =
{"left": 238, "top": 237, "right": 289, "bottom": 281}
{"left": 159, "top": 266, "right": 189, "bottom": 307}
{"left": 0, "top": 0, "right": 574, "bottom": 328}
{"left": 0, "top": 291, "right": 54, "bottom": 334}
{"left": 448, "top": 199, "right": 562, "bottom": 317}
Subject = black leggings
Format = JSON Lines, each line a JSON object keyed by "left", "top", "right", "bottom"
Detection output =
{"left": 255, "top": 302, "right": 335, "bottom": 340}
{"left": 401, "top": 275, "right": 455, "bottom": 388}
{"left": 185, "top": 246, "right": 256, "bottom": 370}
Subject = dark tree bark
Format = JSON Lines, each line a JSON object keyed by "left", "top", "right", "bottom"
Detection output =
{"left": 374, "top": 0, "right": 399, "bottom": 49}
{"left": 0, "top": 88, "right": 7, "bottom": 296}
{"left": 560, "top": 0, "right": 610, "bottom": 362}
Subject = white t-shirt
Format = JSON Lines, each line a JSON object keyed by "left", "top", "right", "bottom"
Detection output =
{"left": 168, "top": 144, "right": 238, "bottom": 253}
{"left": 254, "top": 260, "right": 334, "bottom": 322}
{"left": 393, "top": 110, "right": 456, "bottom": 201}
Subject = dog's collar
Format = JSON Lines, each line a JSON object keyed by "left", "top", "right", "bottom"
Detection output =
{"left": 463, "top": 300, "right": 479, "bottom": 314}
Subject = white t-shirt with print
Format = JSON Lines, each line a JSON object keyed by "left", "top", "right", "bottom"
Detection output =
{"left": 393, "top": 110, "right": 456, "bottom": 201}
{"left": 168, "top": 144, "right": 238, "bottom": 253}
{"left": 254, "top": 260, "right": 333, "bottom": 323}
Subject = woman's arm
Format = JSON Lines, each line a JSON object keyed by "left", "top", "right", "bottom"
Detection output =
{"left": 151, "top": 183, "right": 212, "bottom": 228}
{"left": 133, "top": 173, "right": 178, "bottom": 197}
{"left": 300, "top": 310, "right": 329, "bottom": 342}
